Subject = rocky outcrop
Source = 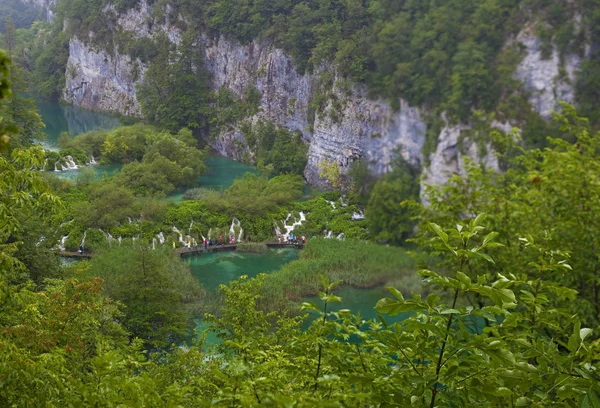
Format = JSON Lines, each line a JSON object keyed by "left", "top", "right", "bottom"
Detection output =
{"left": 63, "top": 38, "right": 144, "bottom": 117}
{"left": 515, "top": 28, "right": 582, "bottom": 119}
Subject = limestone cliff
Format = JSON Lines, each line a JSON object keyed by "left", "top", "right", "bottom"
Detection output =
{"left": 60, "top": 3, "right": 584, "bottom": 189}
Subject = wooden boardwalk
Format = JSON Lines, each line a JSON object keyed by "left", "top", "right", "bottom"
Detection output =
{"left": 58, "top": 242, "right": 303, "bottom": 259}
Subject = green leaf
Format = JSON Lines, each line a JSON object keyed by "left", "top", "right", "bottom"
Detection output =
{"left": 516, "top": 396, "right": 532, "bottom": 407}
{"left": 386, "top": 286, "right": 405, "bottom": 301}
{"left": 580, "top": 328, "right": 593, "bottom": 342}
{"left": 456, "top": 271, "right": 472, "bottom": 286}
{"left": 430, "top": 223, "right": 448, "bottom": 244}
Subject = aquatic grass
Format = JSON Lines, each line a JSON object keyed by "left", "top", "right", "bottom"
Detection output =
{"left": 257, "top": 238, "right": 420, "bottom": 312}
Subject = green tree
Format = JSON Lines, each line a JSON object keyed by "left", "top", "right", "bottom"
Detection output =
{"left": 137, "top": 31, "right": 211, "bottom": 134}
{"left": 89, "top": 245, "right": 204, "bottom": 349}
{"left": 366, "top": 159, "right": 419, "bottom": 244}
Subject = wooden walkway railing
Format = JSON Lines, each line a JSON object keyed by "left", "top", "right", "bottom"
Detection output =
{"left": 58, "top": 241, "right": 303, "bottom": 259}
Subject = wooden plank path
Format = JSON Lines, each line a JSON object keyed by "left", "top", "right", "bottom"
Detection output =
{"left": 58, "top": 242, "right": 303, "bottom": 259}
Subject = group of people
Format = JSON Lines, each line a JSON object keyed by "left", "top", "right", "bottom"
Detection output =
{"left": 201, "top": 234, "right": 252, "bottom": 249}
{"left": 278, "top": 233, "right": 306, "bottom": 245}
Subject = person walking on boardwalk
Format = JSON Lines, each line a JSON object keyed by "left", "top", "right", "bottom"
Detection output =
{"left": 219, "top": 235, "right": 223, "bottom": 246}
{"left": 204, "top": 239, "right": 208, "bottom": 249}
{"left": 209, "top": 238, "right": 213, "bottom": 247}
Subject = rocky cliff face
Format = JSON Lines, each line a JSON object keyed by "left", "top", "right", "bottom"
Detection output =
{"left": 202, "top": 36, "right": 426, "bottom": 185}
{"left": 61, "top": 5, "right": 583, "bottom": 189}
{"left": 63, "top": 38, "right": 144, "bottom": 117}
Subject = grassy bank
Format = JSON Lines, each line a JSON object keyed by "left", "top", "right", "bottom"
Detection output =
{"left": 257, "top": 238, "right": 423, "bottom": 312}
{"left": 236, "top": 242, "right": 268, "bottom": 253}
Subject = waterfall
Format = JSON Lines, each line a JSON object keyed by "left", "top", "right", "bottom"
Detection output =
{"left": 326, "top": 200, "right": 336, "bottom": 210}
{"left": 35, "top": 235, "right": 45, "bottom": 247}
{"left": 157, "top": 232, "right": 165, "bottom": 244}
{"left": 127, "top": 217, "right": 132, "bottom": 223}
{"left": 351, "top": 211, "right": 365, "bottom": 220}
{"left": 229, "top": 218, "right": 243, "bottom": 242}
{"left": 99, "top": 229, "right": 115, "bottom": 243}
{"left": 54, "top": 162, "right": 61, "bottom": 172}
{"left": 80, "top": 230, "right": 87, "bottom": 249}
{"left": 208, "top": 228, "right": 213, "bottom": 240}
{"left": 336, "top": 233, "right": 346, "bottom": 240}
{"left": 173, "top": 226, "right": 185, "bottom": 244}
{"left": 325, "top": 230, "right": 333, "bottom": 239}
{"left": 189, "top": 220, "right": 194, "bottom": 235}
{"left": 63, "top": 155, "right": 78, "bottom": 170}
{"left": 118, "top": 236, "right": 122, "bottom": 245}
{"left": 152, "top": 238, "right": 156, "bottom": 250}
{"left": 89, "top": 155, "right": 97, "bottom": 165}
{"left": 59, "top": 235, "right": 69, "bottom": 251}
{"left": 281, "top": 212, "right": 306, "bottom": 241}
{"left": 40, "top": 158, "right": 48, "bottom": 172}
{"left": 59, "top": 219, "right": 74, "bottom": 228}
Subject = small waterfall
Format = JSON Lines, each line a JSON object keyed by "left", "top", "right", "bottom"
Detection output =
{"left": 157, "top": 232, "right": 165, "bottom": 244}
{"left": 152, "top": 238, "right": 156, "bottom": 250}
{"left": 229, "top": 218, "right": 243, "bottom": 242}
{"left": 336, "top": 233, "right": 346, "bottom": 240}
{"left": 127, "top": 217, "right": 132, "bottom": 223}
{"left": 208, "top": 228, "right": 213, "bottom": 240}
{"left": 54, "top": 162, "right": 61, "bottom": 172}
{"left": 40, "top": 158, "right": 48, "bottom": 172}
{"left": 63, "top": 155, "right": 78, "bottom": 170}
{"left": 118, "top": 236, "right": 122, "bottom": 245}
{"left": 59, "top": 219, "right": 74, "bottom": 229}
{"left": 35, "top": 235, "right": 45, "bottom": 247}
{"left": 326, "top": 200, "right": 336, "bottom": 210}
{"left": 184, "top": 235, "right": 197, "bottom": 248}
{"left": 173, "top": 226, "right": 185, "bottom": 244}
{"left": 89, "top": 155, "right": 97, "bottom": 165}
{"left": 351, "top": 211, "right": 365, "bottom": 220}
{"left": 80, "top": 230, "right": 87, "bottom": 249}
{"left": 59, "top": 235, "right": 69, "bottom": 251}
{"left": 325, "top": 230, "right": 333, "bottom": 239}
{"left": 189, "top": 220, "right": 194, "bottom": 235}
{"left": 99, "top": 229, "right": 115, "bottom": 243}
{"left": 281, "top": 212, "right": 306, "bottom": 241}
{"left": 340, "top": 198, "right": 348, "bottom": 207}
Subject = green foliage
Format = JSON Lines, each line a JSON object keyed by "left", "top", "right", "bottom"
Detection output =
{"left": 258, "top": 238, "right": 418, "bottom": 312}
{"left": 137, "top": 31, "right": 211, "bottom": 133}
{"left": 202, "top": 173, "right": 304, "bottom": 217}
{"left": 89, "top": 244, "right": 204, "bottom": 349}
{"left": 414, "top": 105, "right": 600, "bottom": 328}
{"left": 242, "top": 120, "right": 308, "bottom": 175}
{"left": 366, "top": 159, "right": 420, "bottom": 244}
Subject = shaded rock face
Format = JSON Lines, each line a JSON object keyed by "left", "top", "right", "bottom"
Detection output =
{"left": 63, "top": 38, "right": 144, "bottom": 117}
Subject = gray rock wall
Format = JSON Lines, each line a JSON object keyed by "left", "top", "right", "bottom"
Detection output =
{"left": 63, "top": 38, "right": 144, "bottom": 117}
{"left": 60, "top": 6, "right": 584, "bottom": 190}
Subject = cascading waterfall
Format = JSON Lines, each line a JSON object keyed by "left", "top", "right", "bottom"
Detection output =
{"left": 229, "top": 218, "right": 243, "bottom": 242}
{"left": 325, "top": 230, "right": 333, "bottom": 239}
{"left": 336, "top": 233, "right": 346, "bottom": 240}
{"left": 89, "top": 155, "right": 97, "bottom": 165}
{"left": 118, "top": 236, "right": 122, "bottom": 245}
{"left": 40, "top": 159, "right": 48, "bottom": 172}
{"left": 326, "top": 200, "right": 336, "bottom": 210}
{"left": 54, "top": 162, "right": 61, "bottom": 172}
{"left": 59, "top": 235, "right": 69, "bottom": 251}
{"left": 351, "top": 211, "right": 365, "bottom": 220}
{"left": 157, "top": 232, "right": 165, "bottom": 245}
{"left": 80, "top": 230, "right": 87, "bottom": 249}
{"left": 173, "top": 226, "right": 185, "bottom": 244}
{"left": 208, "top": 228, "right": 213, "bottom": 240}
{"left": 63, "top": 155, "right": 78, "bottom": 170}
{"left": 36, "top": 235, "right": 45, "bottom": 247}
{"left": 281, "top": 212, "right": 306, "bottom": 241}
{"left": 152, "top": 238, "right": 156, "bottom": 250}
